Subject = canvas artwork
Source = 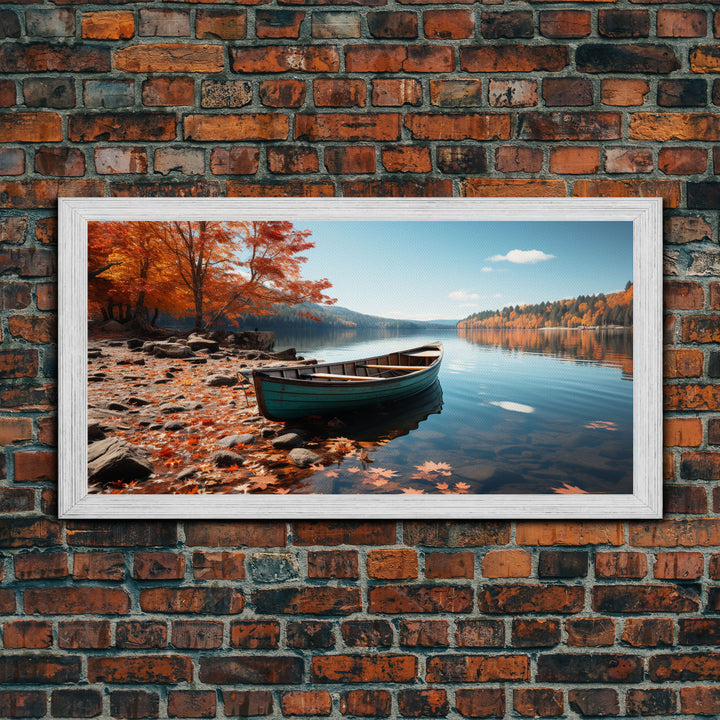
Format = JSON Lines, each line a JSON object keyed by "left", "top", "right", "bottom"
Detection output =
{"left": 59, "top": 198, "right": 661, "bottom": 518}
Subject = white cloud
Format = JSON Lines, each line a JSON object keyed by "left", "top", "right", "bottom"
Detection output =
{"left": 488, "top": 249, "right": 555, "bottom": 264}
{"left": 489, "top": 400, "right": 535, "bottom": 414}
{"left": 480, "top": 267, "right": 493, "bottom": 273}
{"left": 449, "top": 290, "right": 480, "bottom": 302}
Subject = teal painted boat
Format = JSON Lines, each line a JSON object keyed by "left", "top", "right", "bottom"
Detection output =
{"left": 252, "top": 342, "right": 443, "bottom": 421}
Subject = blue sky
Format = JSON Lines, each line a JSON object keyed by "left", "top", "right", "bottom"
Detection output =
{"left": 295, "top": 220, "right": 633, "bottom": 321}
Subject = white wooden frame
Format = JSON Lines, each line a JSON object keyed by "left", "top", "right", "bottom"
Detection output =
{"left": 59, "top": 197, "right": 662, "bottom": 519}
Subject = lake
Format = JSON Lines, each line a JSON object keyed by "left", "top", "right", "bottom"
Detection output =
{"left": 271, "top": 327, "right": 633, "bottom": 495}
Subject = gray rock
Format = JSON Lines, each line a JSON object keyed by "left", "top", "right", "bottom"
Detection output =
{"left": 187, "top": 334, "right": 220, "bottom": 352}
{"left": 142, "top": 341, "right": 156, "bottom": 354}
{"left": 176, "top": 467, "right": 197, "bottom": 481}
{"left": 164, "top": 420, "right": 188, "bottom": 431}
{"left": 271, "top": 433, "right": 304, "bottom": 450}
{"left": 288, "top": 448, "right": 322, "bottom": 468}
{"left": 101, "top": 320, "right": 124, "bottom": 332}
{"left": 88, "top": 421, "right": 108, "bottom": 442}
{"left": 106, "top": 402, "right": 129, "bottom": 412}
{"left": 206, "top": 374, "right": 237, "bottom": 387}
{"left": 159, "top": 404, "right": 188, "bottom": 414}
{"left": 153, "top": 342, "right": 195, "bottom": 359}
{"left": 88, "top": 436, "right": 153, "bottom": 485}
{"left": 231, "top": 331, "right": 275, "bottom": 351}
{"left": 127, "top": 338, "right": 144, "bottom": 349}
{"left": 87, "top": 349, "right": 102, "bottom": 359}
{"left": 210, "top": 450, "right": 244, "bottom": 468}
{"left": 217, "top": 433, "right": 255, "bottom": 448}
{"left": 124, "top": 396, "right": 151, "bottom": 406}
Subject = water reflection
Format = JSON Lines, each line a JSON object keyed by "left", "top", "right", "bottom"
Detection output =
{"left": 458, "top": 327, "right": 633, "bottom": 379}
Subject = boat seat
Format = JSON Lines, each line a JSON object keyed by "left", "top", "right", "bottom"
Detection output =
{"left": 361, "top": 364, "right": 418, "bottom": 371}
{"left": 402, "top": 350, "right": 442, "bottom": 358}
{"left": 301, "top": 372, "right": 379, "bottom": 381}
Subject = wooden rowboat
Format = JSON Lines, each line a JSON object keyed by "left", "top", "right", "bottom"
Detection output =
{"left": 252, "top": 342, "right": 443, "bottom": 421}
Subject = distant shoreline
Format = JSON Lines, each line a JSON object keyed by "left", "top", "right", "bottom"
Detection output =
{"left": 458, "top": 325, "right": 631, "bottom": 332}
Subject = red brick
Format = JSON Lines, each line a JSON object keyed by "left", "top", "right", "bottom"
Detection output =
{"left": 0, "top": 517, "right": 60, "bottom": 548}
{"left": 345, "top": 176, "right": 452, "bottom": 197}
{"left": 67, "top": 521, "right": 177, "bottom": 547}
{"left": 0, "top": 148, "right": 23, "bottom": 175}
{"left": 209, "top": 147, "right": 259, "bottom": 175}
{"left": 544, "top": 77, "right": 593, "bottom": 106}
{"left": 604, "top": 147, "right": 653, "bottom": 173}
{"left": 488, "top": 79, "right": 537, "bottom": 108}
{"left": 196, "top": 9, "right": 246, "bottom": 39}
{"left": 110, "top": 690, "right": 159, "bottom": 719}
{"left": 568, "top": 689, "right": 619, "bottom": 718}
{"left": 367, "top": 11, "right": 417, "bottom": 38}
{"left": 25, "top": 587, "right": 130, "bottom": 615}
{"left": 512, "top": 619, "right": 561, "bottom": 648}
{"left": 630, "top": 112, "right": 720, "bottom": 141}
{"left": 0, "top": 112, "right": 61, "bottom": 142}
{"left": 455, "top": 619, "right": 503, "bottom": 648}
{"left": 517, "top": 521, "right": 623, "bottom": 546}
{"left": 12, "top": 451, "right": 56, "bottom": 482}
{"left": 51, "top": 689, "right": 102, "bottom": 718}
{"left": 7, "top": 315, "right": 55, "bottom": 343}
{"left": 82, "top": 11, "right": 134, "bottom": 39}
{"left": 664, "top": 417, "right": 703, "bottom": 447}
{"left": 314, "top": 78, "right": 365, "bottom": 107}
{"left": 133, "top": 552, "right": 185, "bottom": 581}
{"left": 437, "top": 145, "right": 486, "bottom": 174}
{"left": 35, "top": 219, "right": 56, "bottom": 245}
{"left": 0, "top": 417, "right": 31, "bottom": 445}
{"left": 73, "top": 552, "right": 125, "bottom": 580}
{"left": 372, "top": 78, "right": 421, "bottom": 106}
{"left": 654, "top": 551, "right": 704, "bottom": 579}
{"left": 0, "top": 80, "right": 14, "bottom": 108}
{"left": 565, "top": 618, "right": 615, "bottom": 647}
{"left": 168, "top": 691, "right": 215, "bottom": 719}
{"left": 665, "top": 485, "right": 707, "bottom": 514}
{"left": 539, "top": 10, "right": 590, "bottom": 38}
{"left": 287, "top": 620, "right": 334, "bottom": 649}
{"left": 538, "top": 654, "right": 642, "bottom": 684}
{"left": 227, "top": 180, "right": 334, "bottom": 197}
{"left": 496, "top": 146, "right": 542, "bottom": 173}
{"left": 0, "top": 656, "right": 80, "bottom": 684}
{"left": 430, "top": 79, "right": 483, "bottom": 107}
{"left": 259, "top": 79, "right": 306, "bottom": 107}
{"left": 114, "top": 44, "right": 223, "bottom": 72}
{"left": 345, "top": 44, "right": 452, "bottom": 73}
{"left": 293, "top": 521, "right": 394, "bottom": 545}
{"left": 95, "top": 147, "right": 148, "bottom": 174}
{"left": 252, "top": 586, "right": 360, "bottom": 615}
{"left": 58, "top": 620, "right": 111, "bottom": 649}
{"left": 622, "top": 618, "right": 673, "bottom": 648}
{"left": 0, "top": 43, "right": 109, "bottom": 72}
{"left": 403, "top": 521, "right": 510, "bottom": 547}
{"left": 666, "top": 216, "right": 712, "bottom": 244}
{"left": 3, "top": 620, "right": 52, "bottom": 649}
{"left": 681, "top": 687, "right": 720, "bottom": 715}
{"left": 481, "top": 549, "right": 531, "bottom": 578}
{"left": 626, "top": 688, "right": 676, "bottom": 715}
{"left": 69, "top": 113, "right": 175, "bottom": 142}
{"left": 425, "top": 551, "right": 474, "bottom": 579}
{"left": 142, "top": 77, "right": 194, "bottom": 106}
{"left": 549, "top": 146, "right": 599, "bottom": 174}
{"left": 255, "top": 10, "right": 303, "bottom": 38}
{"left": 514, "top": 689, "right": 563, "bottom": 718}
{"left": 460, "top": 45, "right": 568, "bottom": 72}
{"left": 405, "top": 113, "right": 510, "bottom": 140}
{"left": 593, "top": 584, "right": 699, "bottom": 613}
{"left": 479, "top": 584, "right": 584, "bottom": 613}
{"left": 650, "top": 654, "right": 720, "bottom": 682}
{"left": 398, "top": 689, "right": 448, "bottom": 718}
{"left": 342, "top": 620, "right": 393, "bottom": 647}
{"left": 602, "top": 79, "right": 649, "bottom": 106}
{"left": 598, "top": 9, "right": 649, "bottom": 38}
{"left": 281, "top": 691, "right": 331, "bottom": 716}
{"left": 481, "top": 10, "right": 532, "bottom": 38}
{"left": 369, "top": 585, "right": 473, "bottom": 613}
{"left": 230, "top": 621, "right": 279, "bottom": 649}
{"left": 401, "top": 619, "right": 450, "bottom": 647}
{"left": 0, "top": 488, "right": 34, "bottom": 514}
{"left": 424, "top": 9, "right": 473, "bottom": 38}
{"left": 184, "top": 114, "right": 288, "bottom": 141}
{"left": 88, "top": 656, "right": 193, "bottom": 684}
{"left": 231, "top": 45, "right": 339, "bottom": 73}
{"left": 631, "top": 519, "right": 720, "bottom": 547}
{"left": 0, "top": 282, "right": 31, "bottom": 311}
{"left": 455, "top": 689, "right": 505, "bottom": 718}
{"left": 681, "top": 451, "right": 720, "bottom": 479}
{"left": 323, "top": 147, "right": 375, "bottom": 175}
{"left": 222, "top": 691, "right": 273, "bottom": 717}
{"left": 140, "top": 587, "right": 243, "bottom": 614}
{"left": 381, "top": 145, "right": 431, "bottom": 173}
{"left": 519, "top": 112, "right": 622, "bottom": 141}
{"left": 658, "top": 9, "right": 707, "bottom": 37}
{"left": 171, "top": 620, "right": 223, "bottom": 650}
{"left": 680, "top": 618, "right": 720, "bottom": 644}
{"left": 192, "top": 550, "right": 245, "bottom": 579}
{"left": 574, "top": 178, "right": 681, "bottom": 208}
{"left": 426, "top": 655, "right": 529, "bottom": 683}
{"left": 665, "top": 384, "right": 720, "bottom": 412}
{"left": 200, "top": 657, "right": 302, "bottom": 685}
{"left": 311, "top": 655, "right": 417, "bottom": 683}
{"left": 340, "top": 690, "right": 391, "bottom": 717}
{"left": 116, "top": 621, "right": 168, "bottom": 649}
{"left": 464, "top": 178, "right": 568, "bottom": 197}
{"left": 659, "top": 146, "right": 707, "bottom": 175}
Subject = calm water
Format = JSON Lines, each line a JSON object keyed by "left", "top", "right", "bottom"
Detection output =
{"left": 274, "top": 327, "right": 633, "bottom": 495}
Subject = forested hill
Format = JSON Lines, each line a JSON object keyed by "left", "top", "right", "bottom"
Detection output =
{"left": 457, "top": 284, "right": 633, "bottom": 330}
{"left": 226, "top": 303, "right": 458, "bottom": 331}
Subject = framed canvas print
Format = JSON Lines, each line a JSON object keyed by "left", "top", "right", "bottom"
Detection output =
{"left": 59, "top": 197, "right": 662, "bottom": 519}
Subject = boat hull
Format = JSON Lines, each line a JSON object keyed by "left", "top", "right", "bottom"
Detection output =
{"left": 253, "top": 342, "right": 443, "bottom": 421}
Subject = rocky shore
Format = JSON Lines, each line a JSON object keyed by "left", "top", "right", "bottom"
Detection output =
{"left": 87, "top": 330, "right": 335, "bottom": 494}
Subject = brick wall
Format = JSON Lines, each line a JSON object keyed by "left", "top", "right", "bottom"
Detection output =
{"left": 1, "top": 0, "right": 720, "bottom": 717}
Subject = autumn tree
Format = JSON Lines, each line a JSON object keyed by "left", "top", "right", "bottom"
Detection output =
{"left": 88, "top": 220, "right": 335, "bottom": 333}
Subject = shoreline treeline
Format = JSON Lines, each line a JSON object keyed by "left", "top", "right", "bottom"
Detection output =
{"left": 457, "top": 283, "right": 633, "bottom": 331}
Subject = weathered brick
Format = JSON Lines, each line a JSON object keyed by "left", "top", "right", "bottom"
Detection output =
{"left": 57, "top": 620, "right": 110, "bottom": 649}
{"left": 200, "top": 656, "right": 303, "bottom": 684}
{"left": 51, "top": 689, "right": 102, "bottom": 718}
{"left": 372, "top": 78, "right": 421, "bottom": 107}
{"left": 598, "top": 9, "right": 649, "bottom": 38}
{"left": 460, "top": 45, "right": 567, "bottom": 72}
{"left": 593, "top": 584, "right": 699, "bottom": 613}
{"left": 431, "top": 79, "right": 483, "bottom": 107}
{"left": 26, "top": 9, "right": 75, "bottom": 37}
{"left": 568, "top": 689, "right": 619, "bottom": 718}
{"left": 196, "top": 9, "right": 246, "bottom": 39}
{"left": 489, "top": 80, "right": 537, "bottom": 108}
{"left": 538, "top": 654, "right": 642, "bottom": 684}
{"left": 0, "top": 656, "right": 80, "bottom": 684}
{"left": 665, "top": 485, "right": 707, "bottom": 514}
{"left": 171, "top": 620, "right": 223, "bottom": 650}
{"left": 463, "top": 178, "right": 566, "bottom": 197}
{"left": 230, "top": 621, "right": 279, "bottom": 649}
{"left": 690, "top": 44, "right": 720, "bottom": 72}
{"left": 513, "top": 688, "right": 563, "bottom": 718}
{"left": 154, "top": 148, "right": 205, "bottom": 175}
{"left": 0, "top": 10, "right": 21, "bottom": 39}
{"left": 626, "top": 688, "right": 676, "bottom": 716}
{"left": 89, "top": 656, "right": 192, "bottom": 684}
{"left": 455, "top": 689, "right": 505, "bottom": 718}
{"left": 0, "top": 282, "right": 31, "bottom": 310}
{"left": 543, "top": 78, "right": 593, "bottom": 107}
{"left": 67, "top": 521, "right": 177, "bottom": 547}
{"left": 232, "top": 46, "right": 339, "bottom": 73}
{"left": 259, "top": 79, "right": 306, "bottom": 108}
{"left": 25, "top": 587, "right": 130, "bottom": 615}
{"left": 110, "top": 690, "right": 159, "bottom": 719}
{"left": 512, "top": 619, "right": 561, "bottom": 648}
{"left": 256, "top": 10, "right": 304, "bottom": 38}
{"left": 604, "top": 147, "right": 653, "bottom": 173}
{"left": 424, "top": 10, "right": 474, "bottom": 39}
{"left": 658, "top": 79, "right": 707, "bottom": 108}
{"left": 630, "top": 112, "right": 720, "bottom": 141}
{"left": 0, "top": 488, "right": 34, "bottom": 514}
{"left": 367, "top": 549, "right": 418, "bottom": 579}
{"left": 455, "top": 619, "right": 503, "bottom": 648}
{"left": 140, "top": 587, "right": 243, "bottom": 614}
{"left": 426, "top": 655, "right": 529, "bottom": 683}
{"left": 34, "top": 147, "right": 85, "bottom": 177}
{"left": 69, "top": 113, "right": 176, "bottom": 142}
{"left": 73, "top": 552, "right": 125, "bottom": 580}
{"left": 549, "top": 146, "right": 599, "bottom": 174}
{"left": 517, "top": 521, "right": 623, "bottom": 546}
{"left": 576, "top": 44, "right": 679, "bottom": 73}
{"left": 346, "top": 45, "right": 452, "bottom": 73}
{"left": 201, "top": 80, "right": 252, "bottom": 109}
{"left": 281, "top": 691, "right": 331, "bottom": 717}
{"left": 367, "top": 11, "right": 417, "bottom": 38}
{"left": 116, "top": 621, "right": 167, "bottom": 649}
{"left": 658, "top": 9, "right": 707, "bottom": 37}
{"left": 574, "top": 178, "right": 681, "bottom": 208}
{"left": 664, "top": 417, "right": 703, "bottom": 447}
{"left": 312, "top": 655, "right": 417, "bottom": 683}
{"left": 566, "top": 618, "right": 615, "bottom": 647}
{"left": 323, "top": 146, "right": 375, "bottom": 175}
{"left": 538, "top": 551, "right": 588, "bottom": 578}
{"left": 253, "top": 586, "right": 360, "bottom": 615}
{"left": 496, "top": 146, "right": 543, "bottom": 173}
{"left": 287, "top": 621, "right": 334, "bottom": 649}
{"left": 139, "top": 8, "right": 190, "bottom": 37}
{"left": 481, "top": 549, "right": 531, "bottom": 577}
{"left": 192, "top": 550, "right": 245, "bottom": 579}
{"left": 398, "top": 689, "right": 448, "bottom": 718}
{"left": 83, "top": 79, "right": 134, "bottom": 109}
{"left": 622, "top": 618, "right": 673, "bottom": 648}
{"left": 311, "top": 12, "right": 361, "bottom": 39}
{"left": 479, "top": 584, "right": 584, "bottom": 614}
{"left": 437, "top": 145, "right": 486, "bottom": 174}
{"left": 184, "top": 114, "right": 288, "bottom": 141}
{"left": 601, "top": 79, "right": 649, "bottom": 107}
{"left": 3, "top": 620, "right": 52, "bottom": 648}
{"left": 82, "top": 10, "right": 134, "bottom": 40}
{"left": 95, "top": 147, "right": 148, "bottom": 174}
{"left": 481, "top": 11, "right": 533, "bottom": 38}
{"left": 403, "top": 521, "right": 509, "bottom": 547}
{"left": 342, "top": 620, "right": 393, "bottom": 647}
{"left": 369, "top": 585, "right": 473, "bottom": 613}
{"left": 650, "top": 654, "right": 720, "bottom": 681}
{"left": 340, "top": 690, "right": 391, "bottom": 717}
{"left": 665, "top": 216, "right": 712, "bottom": 244}
{"left": 142, "top": 77, "right": 194, "bottom": 107}
{"left": 539, "top": 10, "right": 590, "bottom": 38}
{"left": 12, "top": 450, "right": 56, "bottom": 481}
{"left": 209, "top": 146, "right": 259, "bottom": 175}
{"left": 115, "top": 44, "right": 223, "bottom": 73}
{"left": 0, "top": 43, "right": 110, "bottom": 73}
{"left": 0, "top": 148, "right": 24, "bottom": 175}
{"left": 0, "top": 112, "right": 61, "bottom": 142}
